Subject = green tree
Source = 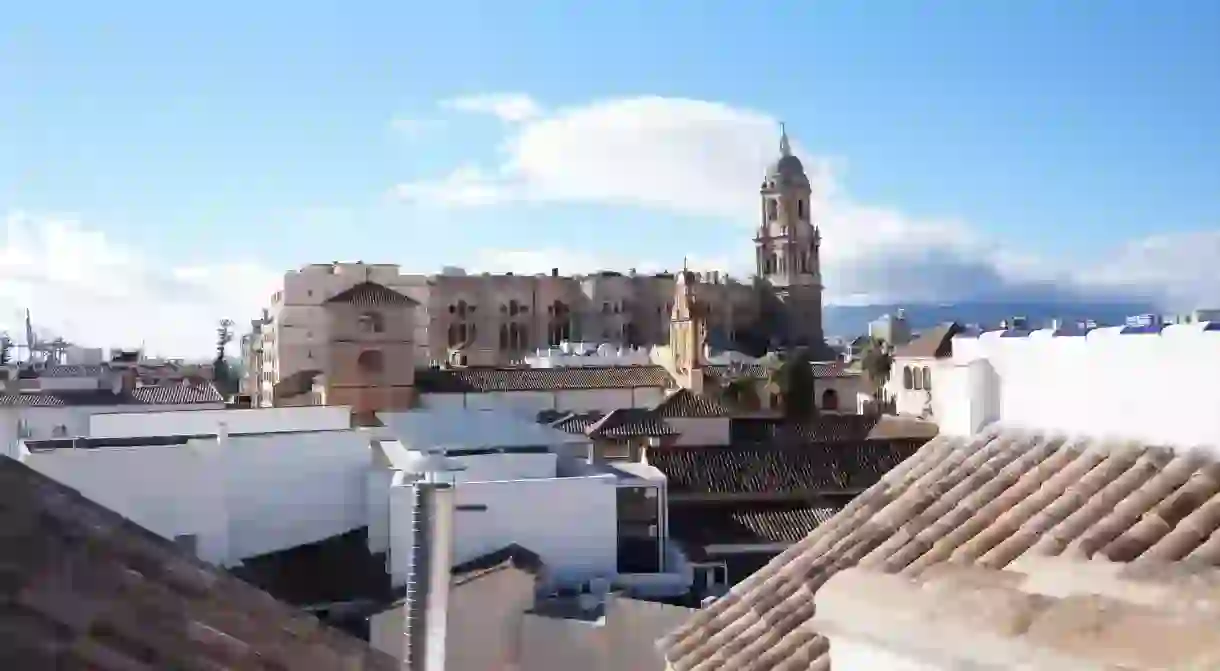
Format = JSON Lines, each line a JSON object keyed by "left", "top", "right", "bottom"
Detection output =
{"left": 766, "top": 347, "right": 817, "bottom": 421}
{"left": 213, "top": 319, "right": 236, "bottom": 397}
{"left": 860, "top": 337, "right": 894, "bottom": 403}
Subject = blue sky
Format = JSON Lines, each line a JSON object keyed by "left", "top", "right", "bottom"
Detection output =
{"left": 2, "top": 1, "right": 1219, "bottom": 354}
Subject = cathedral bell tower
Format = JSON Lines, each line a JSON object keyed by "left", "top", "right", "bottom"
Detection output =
{"left": 754, "top": 124, "right": 827, "bottom": 350}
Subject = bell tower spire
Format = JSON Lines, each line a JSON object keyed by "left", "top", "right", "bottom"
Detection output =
{"left": 753, "top": 124, "right": 827, "bottom": 351}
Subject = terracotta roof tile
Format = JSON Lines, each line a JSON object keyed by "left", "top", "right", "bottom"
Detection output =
{"left": 648, "top": 441, "right": 921, "bottom": 496}
{"left": 0, "top": 383, "right": 224, "bottom": 407}
{"left": 730, "top": 414, "right": 939, "bottom": 444}
{"left": 326, "top": 281, "right": 418, "bottom": 306}
{"left": 548, "top": 410, "right": 605, "bottom": 434}
{"left": 669, "top": 502, "right": 846, "bottom": 546}
{"left": 415, "top": 365, "right": 673, "bottom": 393}
{"left": 705, "top": 361, "right": 858, "bottom": 383}
{"left": 0, "top": 458, "right": 397, "bottom": 670}
{"left": 587, "top": 408, "right": 678, "bottom": 438}
{"left": 891, "top": 322, "right": 963, "bottom": 359}
{"left": 655, "top": 388, "right": 730, "bottom": 418}
{"left": 658, "top": 427, "right": 1220, "bottom": 670}
{"left": 451, "top": 544, "right": 544, "bottom": 587}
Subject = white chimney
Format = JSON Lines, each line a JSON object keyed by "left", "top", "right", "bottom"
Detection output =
{"left": 423, "top": 482, "right": 455, "bottom": 671}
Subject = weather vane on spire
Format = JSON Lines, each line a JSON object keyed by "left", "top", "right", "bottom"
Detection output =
{"left": 779, "top": 121, "right": 792, "bottom": 157}
{"left": 682, "top": 256, "right": 689, "bottom": 271}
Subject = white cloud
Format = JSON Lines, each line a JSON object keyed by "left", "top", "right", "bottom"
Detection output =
{"left": 388, "top": 117, "right": 442, "bottom": 138}
{"left": 442, "top": 93, "right": 544, "bottom": 123}
{"left": 398, "top": 94, "right": 1218, "bottom": 309}
{"left": 0, "top": 212, "right": 278, "bottom": 359}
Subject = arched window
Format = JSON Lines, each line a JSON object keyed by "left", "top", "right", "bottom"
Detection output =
{"left": 768, "top": 253, "right": 778, "bottom": 275}
{"left": 923, "top": 367, "right": 932, "bottom": 391}
{"left": 509, "top": 300, "right": 520, "bottom": 316}
{"left": 797, "top": 199, "right": 805, "bottom": 219}
{"left": 447, "top": 324, "right": 460, "bottom": 347}
{"left": 767, "top": 199, "right": 778, "bottom": 221}
{"left": 357, "top": 350, "right": 384, "bottom": 374}
{"left": 902, "top": 366, "right": 913, "bottom": 390}
{"left": 913, "top": 367, "right": 924, "bottom": 391}
{"left": 358, "top": 311, "right": 384, "bottom": 334}
{"left": 457, "top": 300, "right": 469, "bottom": 318}
{"left": 821, "top": 388, "right": 839, "bottom": 411}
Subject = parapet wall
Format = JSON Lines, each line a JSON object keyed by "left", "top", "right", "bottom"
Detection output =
{"left": 943, "top": 323, "right": 1220, "bottom": 446}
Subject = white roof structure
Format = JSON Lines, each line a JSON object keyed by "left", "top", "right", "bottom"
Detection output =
{"left": 377, "top": 408, "right": 590, "bottom": 453}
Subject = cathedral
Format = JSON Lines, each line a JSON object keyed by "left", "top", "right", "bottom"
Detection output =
{"left": 251, "top": 126, "right": 833, "bottom": 384}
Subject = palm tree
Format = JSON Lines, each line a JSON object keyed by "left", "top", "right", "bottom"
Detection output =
{"left": 860, "top": 337, "right": 894, "bottom": 407}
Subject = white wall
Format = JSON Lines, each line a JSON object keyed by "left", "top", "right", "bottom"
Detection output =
{"left": 388, "top": 475, "right": 620, "bottom": 589}
{"left": 88, "top": 405, "right": 352, "bottom": 438}
{"left": 448, "top": 452, "right": 559, "bottom": 482}
{"left": 21, "top": 440, "right": 231, "bottom": 563}
{"left": 940, "top": 325, "right": 1220, "bottom": 445}
{"left": 20, "top": 428, "right": 372, "bottom": 566}
{"left": 664, "top": 418, "right": 730, "bottom": 446}
{"left": 453, "top": 477, "right": 619, "bottom": 585}
{"left": 421, "top": 387, "right": 666, "bottom": 414}
{"left": 0, "top": 403, "right": 225, "bottom": 456}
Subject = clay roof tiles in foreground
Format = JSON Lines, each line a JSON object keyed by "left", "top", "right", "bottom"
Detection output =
{"left": 415, "top": 365, "right": 673, "bottom": 393}
{"left": 658, "top": 426, "right": 1220, "bottom": 670}
{"left": 0, "top": 458, "right": 397, "bottom": 671}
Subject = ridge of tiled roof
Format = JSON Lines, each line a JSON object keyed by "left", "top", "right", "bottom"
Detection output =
{"left": 892, "top": 321, "right": 964, "bottom": 359}
{"left": 452, "top": 544, "right": 544, "bottom": 587}
{"left": 648, "top": 440, "right": 920, "bottom": 496}
{"left": 654, "top": 388, "right": 730, "bottom": 419}
{"left": 0, "top": 383, "right": 224, "bottom": 407}
{"left": 0, "top": 458, "right": 397, "bottom": 670}
{"left": 273, "top": 369, "right": 323, "bottom": 400}
{"left": 668, "top": 501, "right": 846, "bottom": 547}
{"left": 659, "top": 426, "right": 1220, "bottom": 670}
{"left": 586, "top": 408, "right": 678, "bottom": 439}
{"left": 729, "top": 414, "right": 940, "bottom": 444}
{"left": 704, "top": 360, "right": 858, "bottom": 382}
{"left": 415, "top": 365, "right": 673, "bottom": 393}
{"left": 549, "top": 410, "right": 605, "bottom": 435}
{"left": 326, "top": 281, "right": 418, "bottom": 307}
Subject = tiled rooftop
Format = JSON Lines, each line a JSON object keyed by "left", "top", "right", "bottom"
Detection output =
{"left": 654, "top": 388, "right": 731, "bottom": 418}
{"left": 0, "top": 383, "right": 224, "bottom": 407}
{"left": 326, "top": 281, "right": 418, "bottom": 306}
{"left": 729, "top": 414, "right": 939, "bottom": 445}
{"left": 669, "top": 502, "right": 846, "bottom": 547}
{"left": 452, "top": 544, "right": 544, "bottom": 587}
{"left": 648, "top": 440, "right": 920, "bottom": 495}
{"left": 659, "top": 426, "right": 1220, "bottom": 670}
{"left": 704, "top": 361, "right": 858, "bottom": 383}
{"left": 415, "top": 365, "right": 673, "bottom": 393}
{"left": 587, "top": 408, "right": 679, "bottom": 439}
{"left": 0, "top": 458, "right": 397, "bottom": 670}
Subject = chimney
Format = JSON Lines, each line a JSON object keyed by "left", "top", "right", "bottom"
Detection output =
{"left": 551, "top": 267, "right": 559, "bottom": 278}
{"left": 407, "top": 480, "right": 456, "bottom": 671}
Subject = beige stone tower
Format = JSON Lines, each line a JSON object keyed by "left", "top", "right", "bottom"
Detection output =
{"left": 755, "top": 124, "right": 828, "bottom": 353}
{"left": 323, "top": 280, "right": 418, "bottom": 418}
{"left": 669, "top": 264, "right": 708, "bottom": 393}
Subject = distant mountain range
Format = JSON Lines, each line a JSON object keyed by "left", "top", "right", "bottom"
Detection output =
{"left": 822, "top": 300, "right": 1163, "bottom": 340}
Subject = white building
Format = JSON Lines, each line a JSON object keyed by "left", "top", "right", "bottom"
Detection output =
{"left": 0, "top": 363, "right": 225, "bottom": 458}
{"left": 367, "top": 406, "right": 691, "bottom": 670}
{"left": 16, "top": 405, "right": 369, "bottom": 567}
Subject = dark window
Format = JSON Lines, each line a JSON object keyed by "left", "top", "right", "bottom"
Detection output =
{"left": 821, "top": 388, "right": 839, "bottom": 411}
{"left": 358, "top": 311, "right": 384, "bottom": 334}
{"left": 797, "top": 199, "right": 805, "bottom": 218}
{"left": 913, "top": 367, "right": 923, "bottom": 391}
{"left": 923, "top": 366, "right": 932, "bottom": 391}
{"left": 358, "top": 350, "right": 384, "bottom": 374}
{"left": 902, "top": 366, "right": 913, "bottom": 390}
